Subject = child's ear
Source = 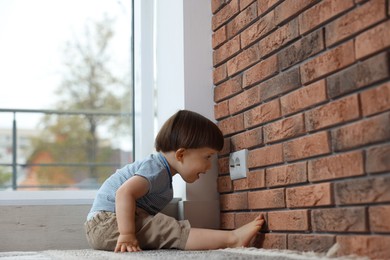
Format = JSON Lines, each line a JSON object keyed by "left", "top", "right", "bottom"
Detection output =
{"left": 175, "top": 148, "right": 186, "bottom": 162}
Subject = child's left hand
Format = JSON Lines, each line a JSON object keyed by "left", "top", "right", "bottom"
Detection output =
{"left": 114, "top": 233, "right": 141, "bottom": 252}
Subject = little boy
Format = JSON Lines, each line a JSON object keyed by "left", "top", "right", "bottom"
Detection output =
{"left": 85, "top": 110, "right": 264, "bottom": 252}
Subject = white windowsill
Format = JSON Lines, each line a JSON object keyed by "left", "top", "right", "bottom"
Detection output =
{"left": 0, "top": 190, "right": 97, "bottom": 206}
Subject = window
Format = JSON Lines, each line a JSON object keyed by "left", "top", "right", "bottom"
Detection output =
{"left": 0, "top": 0, "right": 134, "bottom": 191}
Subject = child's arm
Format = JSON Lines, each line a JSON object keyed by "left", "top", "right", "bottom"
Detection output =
{"left": 114, "top": 175, "right": 149, "bottom": 252}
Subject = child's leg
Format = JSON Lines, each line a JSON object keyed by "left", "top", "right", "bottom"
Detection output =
{"left": 185, "top": 214, "right": 264, "bottom": 250}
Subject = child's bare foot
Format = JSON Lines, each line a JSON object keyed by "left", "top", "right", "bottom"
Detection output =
{"left": 228, "top": 214, "right": 264, "bottom": 248}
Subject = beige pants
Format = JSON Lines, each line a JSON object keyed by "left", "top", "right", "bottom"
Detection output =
{"left": 84, "top": 208, "right": 191, "bottom": 251}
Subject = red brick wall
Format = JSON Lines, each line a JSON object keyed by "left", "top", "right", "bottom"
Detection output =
{"left": 212, "top": 0, "right": 390, "bottom": 258}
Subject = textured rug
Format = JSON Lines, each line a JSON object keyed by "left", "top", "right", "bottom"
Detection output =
{"left": 0, "top": 247, "right": 366, "bottom": 260}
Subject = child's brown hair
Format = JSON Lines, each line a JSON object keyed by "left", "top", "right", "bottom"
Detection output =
{"left": 155, "top": 110, "right": 224, "bottom": 152}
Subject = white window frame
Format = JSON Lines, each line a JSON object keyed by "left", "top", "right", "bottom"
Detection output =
{"left": 0, "top": 190, "right": 97, "bottom": 205}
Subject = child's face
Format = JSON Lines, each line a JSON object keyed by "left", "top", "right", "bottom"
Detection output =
{"left": 177, "top": 147, "right": 217, "bottom": 183}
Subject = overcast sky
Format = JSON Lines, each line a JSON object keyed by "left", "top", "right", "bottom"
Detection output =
{"left": 0, "top": 0, "right": 132, "bottom": 128}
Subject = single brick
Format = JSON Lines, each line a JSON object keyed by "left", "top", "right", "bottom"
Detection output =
{"left": 247, "top": 169, "right": 265, "bottom": 189}
{"left": 300, "top": 40, "right": 355, "bottom": 84}
{"left": 243, "top": 55, "right": 278, "bottom": 87}
{"left": 325, "top": 0, "right": 386, "bottom": 46}
{"left": 217, "top": 175, "right": 232, "bottom": 193}
{"left": 212, "top": 26, "right": 227, "bottom": 49}
{"left": 213, "top": 64, "right": 227, "bottom": 85}
{"left": 268, "top": 210, "right": 309, "bottom": 231}
{"left": 299, "top": 0, "right": 354, "bottom": 34}
{"left": 274, "top": 0, "right": 316, "bottom": 26}
{"left": 281, "top": 79, "right": 327, "bottom": 116}
{"left": 355, "top": 20, "right": 390, "bottom": 59}
{"left": 218, "top": 157, "right": 229, "bottom": 175}
{"left": 286, "top": 183, "right": 333, "bottom": 208}
{"left": 312, "top": 207, "right": 367, "bottom": 232}
{"left": 266, "top": 161, "right": 307, "bottom": 187}
{"left": 212, "top": 0, "right": 240, "bottom": 31}
{"left": 288, "top": 234, "right": 335, "bottom": 253}
{"left": 305, "top": 94, "right": 360, "bottom": 131}
{"left": 337, "top": 235, "right": 390, "bottom": 259}
{"left": 264, "top": 113, "right": 305, "bottom": 143}
{"left": 308, "top": 150, "right": 364, "bottom": 182}
{"left": 230, "top": 127, "right": 263, "bottom": 151}
{"left": 229, "top": 177, "right": 258, "bottom": 191}
{"left": 213, "top": 35, "right": 241, "bottom": 66}
{"left": 220, "top": 212, "right": 235, "bottom": 229}
{"left": 214, "top": 100, "right": 230, "bottom": 120}
{"left": 233, "top": 178, "right": 249, "bottom": 191}
{"left": 327, "top": 52, "right": 390, "bottom": 98}
{"left": 257, "top": 233, "right": 287, "bottom": 250}
{"left": 278, "top": 29, "right": 324, "bottom": 70}
{"left": 220, "top": 192, "right": 248, "bottom": 211}
{"left": 331, "top": 112, "right": 390, "bottom": 151}
{"left": 240, "top": 10, "right": 275, "bottom": 48}
{"left": 258, "top": 18, "right": 299, "bottom": 58}
{"left": 218, "top": 113, "right": 244, "bottom": 136}
{"left": 258, "top": 67, "right": 301, "bottom": 102}
{"left": 214, "top": 74, "right": 242, "bottom": 102}
{"left": 248, "top": 188, "right": 285, "bottom": 210}
{"left": 228, "top": 85, "right": 261, "bottom": 115}
{"left": 366, "top": 144, "right": 390, "bottom": 174}
{"left": 226, "top": 1, "right": 257, "bottom": 38}
{"left": 360, "top": 82, "right": 390, "bottom": 117}
{"left": 248, "top": 143, "right": 284, "bottom": 168}
{"left": 244, "top": 99, "right": 281, "bottom": 128}
{"left": 335, "top": 176, "right": 390, "bottom": 205}
{"left": 283, "top": 131, "right": 331, "bottom": 161}
{"left": 369, "top": 205, "right": 390, "bottom": 233}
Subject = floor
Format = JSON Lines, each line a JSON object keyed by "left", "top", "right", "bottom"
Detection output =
{"left": 0, "top": 247, "right": 366, "bottom": 260}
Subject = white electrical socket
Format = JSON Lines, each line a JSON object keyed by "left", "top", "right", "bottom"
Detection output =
{"left": 229, "top": 149, "right": 248, "bottom": 180}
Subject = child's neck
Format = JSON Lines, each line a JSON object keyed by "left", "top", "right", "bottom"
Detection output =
{"left": 160, "top": 151, "right": 178, "bottom": 175}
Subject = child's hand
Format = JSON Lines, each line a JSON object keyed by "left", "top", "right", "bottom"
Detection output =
{"left": 114, "top": 233, "right": 142, "bottom": 252}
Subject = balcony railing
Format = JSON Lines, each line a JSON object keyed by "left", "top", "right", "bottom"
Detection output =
{"left": 0, "top": 108, "right": 133, "bottom": 190}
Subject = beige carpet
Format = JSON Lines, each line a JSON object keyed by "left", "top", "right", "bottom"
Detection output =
{"left": 0, "top": 247, "right": 367, "bottom": 260}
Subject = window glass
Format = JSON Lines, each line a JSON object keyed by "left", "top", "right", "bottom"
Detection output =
{"left": 0, "top": 0, "right": 133, "bottom": 190}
